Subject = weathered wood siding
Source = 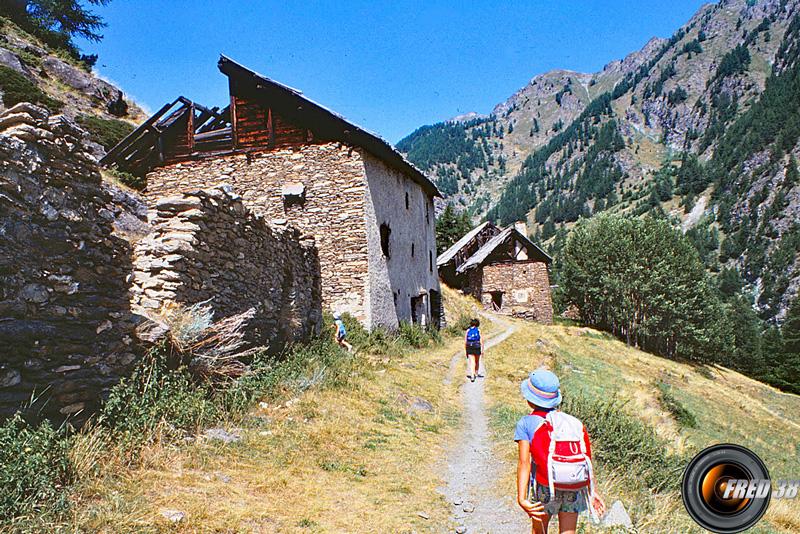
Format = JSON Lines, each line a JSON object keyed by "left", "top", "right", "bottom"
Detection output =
{"left": 162, "top": 110, "right": 193, "bottom": 163}
{"left": 232, "top": 96, "right": 311, "bottom": 150}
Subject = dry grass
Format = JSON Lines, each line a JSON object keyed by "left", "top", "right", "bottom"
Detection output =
{"left": 65, "top": 288, "right": 488, "bottom": 533}
{"left": 482, "top": 320, "right": 800, "bottom": 533}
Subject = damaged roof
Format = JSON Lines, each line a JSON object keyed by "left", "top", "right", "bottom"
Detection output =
{"left": 437, "top": 221, "right": 496, "bottom": 267}
{"left": 218, "top": 55, "right": 440, "bottom": 197}
{"left": 456, "top": 226, "right": 552, "bottom": 274}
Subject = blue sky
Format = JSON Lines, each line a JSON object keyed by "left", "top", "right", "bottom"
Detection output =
{"left": 78, "top": 1, "right": 708, "bottom": 144}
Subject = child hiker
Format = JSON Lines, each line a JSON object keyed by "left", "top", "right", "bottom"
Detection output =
{"left": 332, "top": 312, "right": 353, "bottom": 353}
{"left": 514, "top": 369, "right": 605, "bottom": 534}
{"left": 464, "top": 318, "right": 483, "bottom": 382}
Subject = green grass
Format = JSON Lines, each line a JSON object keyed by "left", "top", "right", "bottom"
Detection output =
{"left": 0, "top": 65, "right": 63, "bottom": 111}
{"left": 656, "top": 380, "right": 697, "bottom": 428}
{"left": 76, "top": 114, "right": 133, "bottom": 150}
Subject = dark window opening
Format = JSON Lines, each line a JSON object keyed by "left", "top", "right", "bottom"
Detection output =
{"left": 410, "top": 294, "right": 425, "bottom": 325}
{"left": 405, "top": 192, "right": 410, "bottom": 210}
{"left": 490, "top": 291, "right": 503, "bottom": 310}
{"left": 426, "top": 204, "right": 430, "bottom": 224}
{"left": 430, "top": 289, "right": 442, "bottom": 330}
{"left": 429, "top": 250, "right": 433, "bottom": 273}
{"left": 380, "top": 223, "right": 391, "bottom": 258}
{"left": 411, "top": 243, "right": 415, "bottom": 257}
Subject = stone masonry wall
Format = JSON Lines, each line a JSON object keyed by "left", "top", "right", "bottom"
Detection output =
{"left": 0, "top": 103, "right": 143, "bottom": 420}
{"left": 131, "top": 186, "right": 323, "bottom": 349}
{"left": 144, "top": 143, "right": 370, "bottom": 321}
{"left": 480, "top": 261, "right": 553, "bottom": 324}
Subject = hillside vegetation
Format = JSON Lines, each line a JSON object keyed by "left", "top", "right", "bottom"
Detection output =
{"left": 0, "top": 14, "right": 144, "bottom": 155}
{"left": 3, "top": 287, "right": 796, "bottom": 532}
{"left": 399, "top": 0, "right": 800, "bottom": 324}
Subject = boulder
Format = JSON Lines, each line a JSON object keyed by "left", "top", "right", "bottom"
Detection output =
{"left": 0, "top": 47, "right": 26, "bottom": 74}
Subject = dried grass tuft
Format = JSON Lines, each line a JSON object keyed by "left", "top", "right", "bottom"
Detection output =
{"left": 142, "top": 300, "right": 264, "bottom": 381}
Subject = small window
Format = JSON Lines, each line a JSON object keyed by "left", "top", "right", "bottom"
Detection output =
{"left": 380, "top": 223, "right": 391, "bottom": 258}
{"left": 405, "top": 192, "right": 410, "bottom": 210}
{"left": 429, "top": 250, "right": 433, "bottom": 273}
{"left": 426, "top": 203, "right": 430, "bottom": 224}
{"left": 281, "top": 182, "right": 305, "bottom": 207}
{"left": 411, "top": 243, "right": 415, "bottom": 257}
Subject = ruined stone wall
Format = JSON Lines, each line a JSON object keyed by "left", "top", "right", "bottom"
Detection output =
{"left": 480, "top": 261, "right": 553, "bottom": 324}
{"left": 0, "top": 103, "right": 143, "bottom": 420}
{"left": 144, "top": 143, "right": 370, "bottom": 321}
{"left": 131, "top": 187, "right": 323, "bottom": 349}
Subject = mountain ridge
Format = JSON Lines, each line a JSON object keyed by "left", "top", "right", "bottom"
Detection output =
{"left": 398, "top": 0, "right": 800, "bottom": 322}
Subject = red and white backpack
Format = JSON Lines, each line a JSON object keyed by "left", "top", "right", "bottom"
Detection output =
{"left": 533, "top": 411, "right": 599, "bottom": 521}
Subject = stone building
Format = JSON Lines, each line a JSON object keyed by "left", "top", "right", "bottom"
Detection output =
{"left": 0, "top": 102, "right": 325, "bottom": 421}
{"left": 102, "top": 56, "right": 442, "bottom": 330}
{"left": 437, "top": 222, "right": 554, "bottom": 324}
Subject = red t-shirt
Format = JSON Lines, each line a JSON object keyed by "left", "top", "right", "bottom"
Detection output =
{"left": 516, "top": 409, "right": 592, "bottom": 487}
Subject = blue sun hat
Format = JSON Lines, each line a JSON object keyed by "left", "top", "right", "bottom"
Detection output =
{"left": 520, "top": 368, "right": 562, "bottom": 409}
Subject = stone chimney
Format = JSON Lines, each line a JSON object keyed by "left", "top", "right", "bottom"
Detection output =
{"left": 514, "top": 220, "right": 527, "bottom": 237}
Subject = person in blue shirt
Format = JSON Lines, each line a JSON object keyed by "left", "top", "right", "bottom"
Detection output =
{"left": 332, "top": 312, "right": 353, "bottom": 353}
{"left": 465, "top": 318, "right": 484, "bottom": 382}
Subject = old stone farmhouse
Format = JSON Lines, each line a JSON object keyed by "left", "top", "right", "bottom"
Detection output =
{"left": 0, "top": 102, "right": 325, "bottom": 420}
{"left": 438, "top": 222, "right": 553, "bottom": 323}
{"left": 102, "top": 56, "right": 443, "bottom": 330}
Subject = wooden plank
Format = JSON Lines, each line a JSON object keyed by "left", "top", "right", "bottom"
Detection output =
{"left": 100, "top": 99, "right": 179, "bottom": 164}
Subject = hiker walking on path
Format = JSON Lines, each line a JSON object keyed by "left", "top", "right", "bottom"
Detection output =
{"left": 514, "top": 369, "right": 605, "bottom": 534}
{"left": 332, "top": 312, "right": 353, "bottom": 353}
{"left": 465, "top": 318, "right": 484, "bottom": 382}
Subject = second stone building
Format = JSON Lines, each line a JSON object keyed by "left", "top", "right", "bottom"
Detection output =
{"left": 437, "top": 222, "right": 553, "bottom": 324}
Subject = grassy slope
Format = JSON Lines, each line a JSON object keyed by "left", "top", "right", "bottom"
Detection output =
{"left": 484, "top": 319, "right": 800, "bottom": 533}
{"left": 66, "top": 289, "right": 799, "bottom": 533}
{"left": 70, "top": 287, "right": 495, "bottom": 533}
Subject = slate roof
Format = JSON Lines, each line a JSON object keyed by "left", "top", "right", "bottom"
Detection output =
{"left": 455, "top": 226, "right": 552, "bottom": 274}
{"left": 218, "top": 56, "right": 440, "bottom": 197}
{"left": 436, "top": 221, "right": 494, "bottom": 267}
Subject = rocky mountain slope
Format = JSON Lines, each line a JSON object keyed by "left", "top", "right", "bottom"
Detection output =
{"left": 399, "top": 0, "right": 800, "bottom": 321}
{"left": 0, "top": 17, "right": 145, "bottom": 159}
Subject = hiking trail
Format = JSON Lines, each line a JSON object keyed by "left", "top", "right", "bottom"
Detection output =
{"left": 442, "top": 315, "right": 530, "bottom": 533}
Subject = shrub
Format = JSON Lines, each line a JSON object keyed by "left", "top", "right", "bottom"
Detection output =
{"left": 0, "top": 414, "right": 73, "bottom": 523}
{"left": 0, "top": 65, "right": 63, "bottom": 111}
{"left": 656, "top": 381, "right": 697, "bottom": 428}
{"left": 100, "top": 345, "right": 218, "bottom": 452}
{"left": 76, "top": 114, "right": 134, "bottom": 150}
{"left": 105, "top": 168, "right": 145, "bottom": 190}
{"left": 562, "top": 394, "right": 688, "bottom": 493}
{"left": 398, "top": 321, "right": 441, "bottom": 349}
{"left": 338, "top": 313, "right": 441, "bottom": 355}
{"left": 221, "top": 334, "right": 355, "bottom": 416}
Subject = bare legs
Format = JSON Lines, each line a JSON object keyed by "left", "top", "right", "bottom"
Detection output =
{"left": 531, "top": 512, "right": 578, "bottom": 534}
{"left": 466, "top": 353, "right": 481, "bottom": 378}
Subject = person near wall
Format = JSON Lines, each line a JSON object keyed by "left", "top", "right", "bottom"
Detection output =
{"left": 465, "top": 318, "right": 484, "bottom": 382}
{"left": 332, "top": 312, "right": 353, "bottom": 353}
